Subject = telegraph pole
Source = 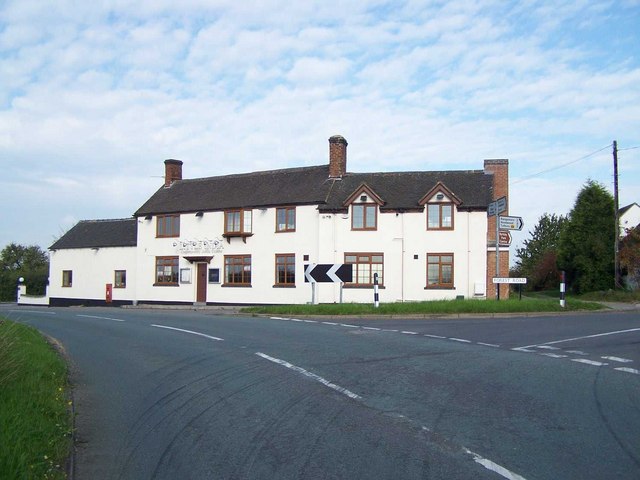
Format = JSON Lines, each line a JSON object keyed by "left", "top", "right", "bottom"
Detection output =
{"left": 613, "top": 140, "right": 621, "bottom": 289}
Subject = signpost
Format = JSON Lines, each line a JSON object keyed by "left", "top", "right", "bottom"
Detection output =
{"left": 492, "top": 277, "right": 527, "bottom": 284}
{"left": 498, "top": 215, "right": 524, "bottom": 231}
{"left": 487, "top": 196, "right": 507, "bottom": 217}
{"left": 305, "top": 263, "right": 353, "bottom": 305}
{"left": 304, "top": 264, "right": 352, "bottom": 283}
{"left": 498, "top": 231, "right": 512, "bottom": 246}
{"left": 488, "top": 199, "right": 524, "bottom": 300}
{"left": 493, "top": 277, "right": 527, "bottom": 300}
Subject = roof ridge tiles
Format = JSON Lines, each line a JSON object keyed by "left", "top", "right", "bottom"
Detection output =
{"left": 177, "top": 164, "right": 328, "bottom": 183}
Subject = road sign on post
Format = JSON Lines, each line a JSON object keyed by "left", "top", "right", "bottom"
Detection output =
{"left": 304, "top": 264, "right": 353, "bottom": 283}
{"left": 498, "top": 231, "right": 512, "bottom": 246}
{"left": 487, "top": 196, "right": 507, "bottom": 217}
{"left": 492, "top": 278, "right": 527, "bottom": 284}
{"left": 498, "top": 215, "right": 524, "bottom": 231}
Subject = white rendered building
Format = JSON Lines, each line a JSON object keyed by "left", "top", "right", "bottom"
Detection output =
{"left": 48, "top": 136, "right": 510, "bottom": 306}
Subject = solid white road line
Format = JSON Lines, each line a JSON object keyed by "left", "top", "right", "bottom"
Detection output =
{"left": 255, "top": 352, "right": 361, "bottom": 400}
{"left": 464, "top": 448, "right": 528, "bottom": 480}
{"left": 601, "top": 356, "right": 633, "bottom": 363}
{"left": 615, "top": 367, "right": 640, "bottom": 375}
{"left": 151, "top": 324, "right": 224, "bottom": 341}
{"left": 77, "top": 314, "right": 125, "bottom": 322}
{"left": 515, "top": 327, "right": 640, "bottom": 350}
{"left": 571, "top": 359, "right": 608, "bottom": 367}
{"left": 535, "top": 345, "right": 560, "bottom": 350}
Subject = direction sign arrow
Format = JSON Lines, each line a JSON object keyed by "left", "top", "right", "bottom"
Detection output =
{"left": 498, "top": 230, "right": 512, "bottom": 246}
{"left": 498, "top": 215, "right": 523, "bottom": 231}
{"left": 304, "top": 264, "right": 353, "bottom": 283}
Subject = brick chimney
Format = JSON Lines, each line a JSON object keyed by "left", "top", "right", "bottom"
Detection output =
{"left": 164, "top": 159, "right": 183, "bottom": 187}
{"left": 328, "top": 135, "right": 348, "bottom": 178}
{"left": 484, "top": 159, "right": 509, "bottom": 300}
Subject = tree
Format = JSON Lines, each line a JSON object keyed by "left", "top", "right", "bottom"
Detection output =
{"left": 557, "top": 180, "right": 615, "bottom": 294}
{"left": 513, "top": 213, "right": 567, "bottom": 290}
{"left": 0, "top": 243, "right": 49, "bottom": 301}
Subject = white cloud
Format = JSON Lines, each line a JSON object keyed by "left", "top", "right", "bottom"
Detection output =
{"left": 0, "top": 0, "right": 638, "bottom": 250}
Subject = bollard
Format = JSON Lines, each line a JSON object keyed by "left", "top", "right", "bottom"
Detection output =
{"left": 373, "top": 273, "right": 379, "bottom": 308}
{"left": 560, "top": 271, "right": 566, "bottom": 308}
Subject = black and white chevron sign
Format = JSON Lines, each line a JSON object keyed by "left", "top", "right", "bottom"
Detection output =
{"left": 304, "top": 264, "right": 353, "bottom": 283}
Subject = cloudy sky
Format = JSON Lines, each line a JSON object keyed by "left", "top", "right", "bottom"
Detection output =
{"left": 1, "top": 0, "right": 639, "bottom": 257}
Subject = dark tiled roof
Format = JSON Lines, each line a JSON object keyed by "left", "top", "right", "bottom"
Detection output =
{"left": 320, "top": 170, "right": 492, "bottom": 212}
{"left": 50, "top": 218, "right": 137, "bottom": 250}
{"left": 619, "top": 203, "right": 639, "bottom": 215}
{"left": 135, "top": 165, "right": 332, "bottom": 216}
{"left": 134, "top": 165, "right": 494, "bottom": 216}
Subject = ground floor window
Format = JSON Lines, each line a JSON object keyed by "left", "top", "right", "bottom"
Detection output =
{"left": 62, "top": 270, "right": 72, "bottom": 287}
{"left": 427, "top": 253, "right": 454, "bottom": 288}
{"left": 275, "top": 254, "right": 295, "bottom": 286}
{"left": 115, "top": 270, "right": 126, "bottom": 288}
{"left": 156, "top": 257, "right": 179, "bottom": 285}
{"left": 224, "top": 255, "right": 252, "bottom": 286}
{"left": 344, "top": 253, "right": 383, "bottom": 286}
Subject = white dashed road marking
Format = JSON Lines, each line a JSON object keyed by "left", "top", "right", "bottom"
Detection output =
{"left": 255, "top": 352, "right": 361, "bottom": 400}
{"left": 540, "top": 353, "right": 568, "bottom": 359}
{"left": 601, "top": 356, "right": 633, "bottom": 363}
{"left": 571, "top": 359, "right": 608, "bottom": 367}
{"left": 255, "top": 350, "right": 528, "bottom": 480}
{"left": 77, "top": 314, "right": 125, "bottom": 322}
{"left": 151, "top": 324, "right": 224, "bottom": 341}
{"left": 615, "top": 367, "right": 640, "bottom": 375}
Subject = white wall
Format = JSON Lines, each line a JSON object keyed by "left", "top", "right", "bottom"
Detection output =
{"left": 621, "top": 204, "right": 640, "bottom": 236}
{"left": 134, "top": 199, "right": 487, "bottom": 305}
{"left": 49, "top": 246, "right": 137, "bottom": 303}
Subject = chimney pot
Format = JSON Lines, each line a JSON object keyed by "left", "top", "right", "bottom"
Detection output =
{"left": 329, "top": 135, "right": 348, "bottom": 178}
{"left": 164, "top": 159, "right": 183, "bottom": 187}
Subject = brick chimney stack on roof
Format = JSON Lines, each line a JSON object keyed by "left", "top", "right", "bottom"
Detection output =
{"left": 328, "top": 135, "right": 348, "bottom": 179}
{"left": 483, "top": 159, "right": 509, "bottom": 204}
{"left": 164, "top": 159, "right": 183, "bottom": 187}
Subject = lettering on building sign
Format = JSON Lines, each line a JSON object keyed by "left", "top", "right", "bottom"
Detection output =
{"left": 173, "top": 238, "right": 224, "bottom": 254}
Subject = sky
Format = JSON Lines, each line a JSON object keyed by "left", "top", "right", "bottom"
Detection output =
{"left": 1, "top": 0, "right": 639, "bottom": 260}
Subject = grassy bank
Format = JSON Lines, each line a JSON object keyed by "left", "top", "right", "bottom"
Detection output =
{"left": 242, "top": 297, "right": 603, "bottom": 316}
{"left": 0, "top": 319, "right": 71, "bottom": 480}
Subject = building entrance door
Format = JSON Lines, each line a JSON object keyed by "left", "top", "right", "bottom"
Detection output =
{"left": 196, "top": 263, "right": 207, "bottom": 303}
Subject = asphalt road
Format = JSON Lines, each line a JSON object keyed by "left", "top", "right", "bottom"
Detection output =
{"left": 3, "top": 305, "right": 639, "bottom": 480}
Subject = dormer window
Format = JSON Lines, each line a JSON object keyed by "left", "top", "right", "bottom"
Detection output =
{"left": 419, "top": 182, "right": 460, "bottom": 232}
{"left": 344, "top": 183, "right": 384, "bottom": 232}
{"left": 352, "top": 204, "right": 377, "bottom": 230}
{"left": 428, "top": 203, "right": 453, "bottom": 230}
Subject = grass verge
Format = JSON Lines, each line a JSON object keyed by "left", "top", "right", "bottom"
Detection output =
{"left": 0, "top": 318, "right": 71, "bottom": 480}
{"left": 241, "top": 298, "right": 603, "bottom": 316}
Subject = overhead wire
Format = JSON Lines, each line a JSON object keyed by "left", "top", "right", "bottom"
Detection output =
{"left": 510, "top": 143, "right": 613, "bottom": 185}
